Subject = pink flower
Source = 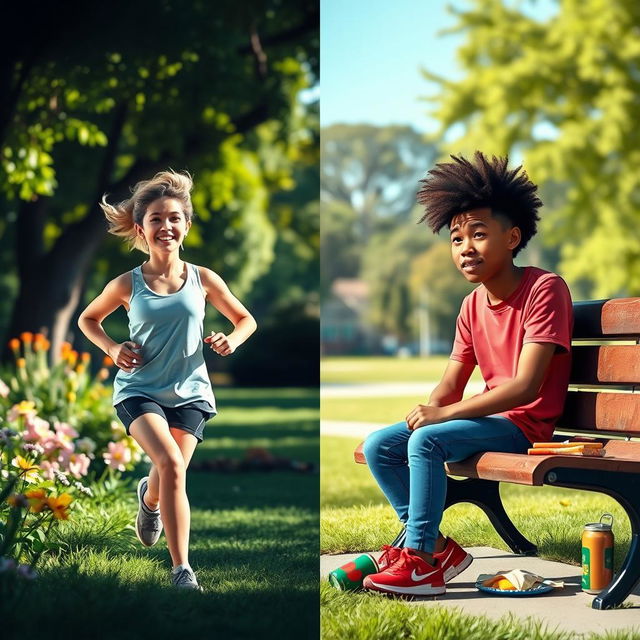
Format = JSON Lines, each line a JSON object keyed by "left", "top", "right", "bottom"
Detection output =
{"left": 59, "top": 451, "right": 91, "bottom": 479}
{"left": 23, "top": 415, "right": 53, "bottom": 443}
{"left": 102, "top": 441, "right": 132, "bottom": 472}
{"left": 54, "top": 421, "right": 79, "bottom": 440}
{"left": 39, "top": 459, "right": 60, "bottom": 481}
{"left": 0, "top": 378, "right": 9, "bottom": 398}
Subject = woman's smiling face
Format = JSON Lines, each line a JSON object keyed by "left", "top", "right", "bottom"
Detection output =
{"left": 135, "top": 197, "right": 191, "bottom": 253}
{"left": 449, "top": 207, "right": 521, "bottom": 283}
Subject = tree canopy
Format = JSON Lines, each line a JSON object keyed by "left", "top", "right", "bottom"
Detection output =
{"left": 423, "top": 0, "right": 640, "bottom": 297}
{"left": 1, "top": 0, "right": 319, "bottom": 371}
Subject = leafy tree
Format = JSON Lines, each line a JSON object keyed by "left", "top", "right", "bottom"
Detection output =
{"left": 1, "top": 0, "right": 319, "bottom": 365}
{"left": 321, "top": 124, "right": 438, "bottom": 240}
{"left": 409, "top": 241, "right": 475, "bottom": 347}
{"left": 320, "top": 200, "right": 360, "bottom": 299}
{"left": 361, "top": 220, "right": 436, "bottom": 343}
{"left": 422, "top": 0, "right": 640, "bottom": 297}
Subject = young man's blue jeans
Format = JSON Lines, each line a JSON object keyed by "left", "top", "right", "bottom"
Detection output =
{"left": 363, "top": 415, "right": 531, "bottom": 553}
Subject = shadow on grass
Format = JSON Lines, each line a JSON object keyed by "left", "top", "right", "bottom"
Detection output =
{"left": 0, "top": 388, "right": 319, "bottom": 639}
{"left": 215, "top": 387, "right": 319, "bottom": 411}
{"left": 2, "top": 563, "right": 318, "bottom": 639}
{"left": 1, "top": 469, "right": 319, "bottom": 640}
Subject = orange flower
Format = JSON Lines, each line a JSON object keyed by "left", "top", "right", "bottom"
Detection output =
{"left": 67, "top": 350, "right": 78, "bottom": 366}
{"left": 103, "top": 356, "right": 114, "bottom": 367}
{"left": 61, "top": 341, "right": 72, "bottom": 354}
{"left": 81, "top": 352, "right": 91, "bottom": 364}
{"left": 25, "top": 488, "right": 48, "bottom": 513}
{"left": 20, "top": 332, "right": 33, "bottom": 344}
{"left": 9, "top": 338, "right": 20, "bottom": 351}
{"left": 76, "top": 364, "right": 86, "bottom": 375}
{"left": 17, "top": 358, "right": 26, "bottom": 368}
{"left": 98, "top": 368, "right": 109, "bottom": 381}
{"left": 33, "top": 334, "right": 50, "bottom": 351}
{"left": 47, "top": 493, "right": 73, "bottom": 520}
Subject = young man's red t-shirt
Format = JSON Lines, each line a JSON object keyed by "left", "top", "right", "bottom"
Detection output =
{"left": 450, "top": 266, "right": 574, "bottom": 444}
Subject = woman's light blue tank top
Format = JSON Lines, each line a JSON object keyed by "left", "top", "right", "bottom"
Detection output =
{"left": 112, "top": 261, "right": 217, "bottom": 415}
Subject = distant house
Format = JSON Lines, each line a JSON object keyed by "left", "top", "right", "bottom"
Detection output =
{"left": 321, "top": 279, "right": 378, "bottom": 355}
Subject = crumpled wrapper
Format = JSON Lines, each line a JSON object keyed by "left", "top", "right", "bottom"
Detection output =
{"left": 479, "top": 569, "right": 564, "bottom": 591}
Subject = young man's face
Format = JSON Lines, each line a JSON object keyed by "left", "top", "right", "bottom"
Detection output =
{"left": 449, "top": 207, "right": 521, "bottom": 283}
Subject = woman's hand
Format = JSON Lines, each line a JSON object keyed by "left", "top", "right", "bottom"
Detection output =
{"left": 405, "top": 404, "right": 450, "bottom": 431}
{"left": 108, "top": 341, "right": 143, "bottom": 372}
{"left": 204, "top": 331, "right": 236, "bottom": 356}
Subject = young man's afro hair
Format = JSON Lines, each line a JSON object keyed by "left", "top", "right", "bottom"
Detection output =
{"left": 416, "top": 151, "right": 542, "bottom": 257}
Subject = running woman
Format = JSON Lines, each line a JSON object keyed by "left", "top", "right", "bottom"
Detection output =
{"left": 78, "top": 170, "right": 257, "bottom": 590}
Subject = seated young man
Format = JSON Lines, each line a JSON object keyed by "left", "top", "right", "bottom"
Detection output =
{"left": 362, "top": 151, "right": 574, "bottom": 595}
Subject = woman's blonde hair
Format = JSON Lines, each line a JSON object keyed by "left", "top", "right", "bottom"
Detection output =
{"left": 100, "top": 169, "right": 194, "bottom": 253}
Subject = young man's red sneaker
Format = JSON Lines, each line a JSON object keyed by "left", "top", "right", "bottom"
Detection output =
{"left": 363, "top": 548, "right": 446, "bottom": 596}
{"left": 377, "top": 544, "right": 402, "bottom": 571}
{"left": 433, "top": 537, "right": 473, "bottom": 582}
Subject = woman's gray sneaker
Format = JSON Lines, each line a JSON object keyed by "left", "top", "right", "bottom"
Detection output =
{"left": 135, "top": 476, "right": 163, "bottom": 547}
{"left": 171, "top": 566, "right": 204, "bottom": 591}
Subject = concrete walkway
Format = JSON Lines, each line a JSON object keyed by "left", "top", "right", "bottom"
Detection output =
{"left": 321, "top": 420, "right": 385, "bottom": 438}
{"left": 321, "top": 381, "right": 486, "bottom": 398}
{"left": 321, "top": 547, "right": 640, "bottom": 636}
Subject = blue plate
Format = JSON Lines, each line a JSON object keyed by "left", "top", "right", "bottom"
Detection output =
{"left": 475, "top": 580, "right": 555, "bottom": 596}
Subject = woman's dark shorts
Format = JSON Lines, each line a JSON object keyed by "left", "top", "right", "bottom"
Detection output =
{"left": 114, "top": 396, "right": 216, "bottom": 444}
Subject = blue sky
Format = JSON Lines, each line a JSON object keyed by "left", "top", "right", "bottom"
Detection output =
{"left": 321, "top": 0, "right": 559, "bottom": 133}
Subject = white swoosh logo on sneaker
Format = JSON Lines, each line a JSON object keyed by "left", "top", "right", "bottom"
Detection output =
{"left": 440, "top": 547, "right": 455, "bottom": 566}
{"left": 411, "top": 568, "right": 437, "bottom": 582}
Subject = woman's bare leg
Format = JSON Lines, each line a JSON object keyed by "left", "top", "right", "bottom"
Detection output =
{"left": 146, "top": 427, "right": 198, "bottom": 510}
{"left": 129, "top": 414, "right": 193, "bottom": 568}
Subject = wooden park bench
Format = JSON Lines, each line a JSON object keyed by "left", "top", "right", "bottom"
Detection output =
{"left": 354, "top": 298, "right": 640, "bottom": 610}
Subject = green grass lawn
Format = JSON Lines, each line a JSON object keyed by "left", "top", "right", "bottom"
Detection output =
{"left": 322, "top": 355, "right": 485, "bottom": 385}
{"left": 1, "top": 388, "right": 319, "bottom": 640}
{"left": 320, "top": 359, "right": 637, "bottom": 638}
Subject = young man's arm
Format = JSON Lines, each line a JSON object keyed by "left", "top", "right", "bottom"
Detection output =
{"left": 426, "top": 359, "right": 476, "bottom": 407}
{"left": 406, "top": 342, "right": 556, "bottom": 430}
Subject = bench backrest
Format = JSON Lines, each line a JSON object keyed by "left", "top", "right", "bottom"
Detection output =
{"left": 557, "top": 299, "right": 640, "bottom": 438}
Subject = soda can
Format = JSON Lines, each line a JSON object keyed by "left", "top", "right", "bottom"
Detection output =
{"left": 582, "top": 513, "right": 614, "bottom": 594}
{"left": 329, "top": 554, "right": 379, "bottom": 591}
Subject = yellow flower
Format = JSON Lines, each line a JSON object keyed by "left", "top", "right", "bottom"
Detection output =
{"left": 76, "top": 364, "right": 86, "bottom": 375}
{"left": 17, "top": 358, "right": 26, "bottom": 368}
{"left": 67, "top": 351, "right": 78, "bottom": 367}
{"left": 11, "top": 455, "right": 40, "bottom": 483}
{"left": 81, "top": 352, "right": 91, "bottom": 364}
{"left": 47, "top": 493, "right": 73, "bottom": 520}
{"left": 66, "top": 391, "right": 76, "bottom": 404}
{"left": 25, "top": 489, "right": 48, "bottom": 513}
{"left": 15, "top": 400, "right": 36, "bottom": 416}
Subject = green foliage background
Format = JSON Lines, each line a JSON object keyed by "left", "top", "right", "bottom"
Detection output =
{"left": 0, "top": 1, "right": 319, "bottom": 384}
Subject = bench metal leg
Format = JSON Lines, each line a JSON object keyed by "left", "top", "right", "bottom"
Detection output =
{"left": 444, "top": 476, "right": 538, "bottom": 556}
{"left": 545, "top": 467, "right": 640, "bottom": 610}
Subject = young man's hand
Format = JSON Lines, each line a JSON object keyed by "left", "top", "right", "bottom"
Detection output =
{"left": 405, "top": 404, "right": 450, "bottom": 431}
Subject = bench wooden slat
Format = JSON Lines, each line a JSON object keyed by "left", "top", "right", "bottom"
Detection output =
{"left": 558, "top": 391, "right": 640, "bottom": 434}
{"left": 573, "top": 298, "right": 640, "bottom": 339}
{"left": 446, "top": 447, "right": 640, "bottom": 486}
{"left": 571, "top": 346, "right": 640, "bottom": 384}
